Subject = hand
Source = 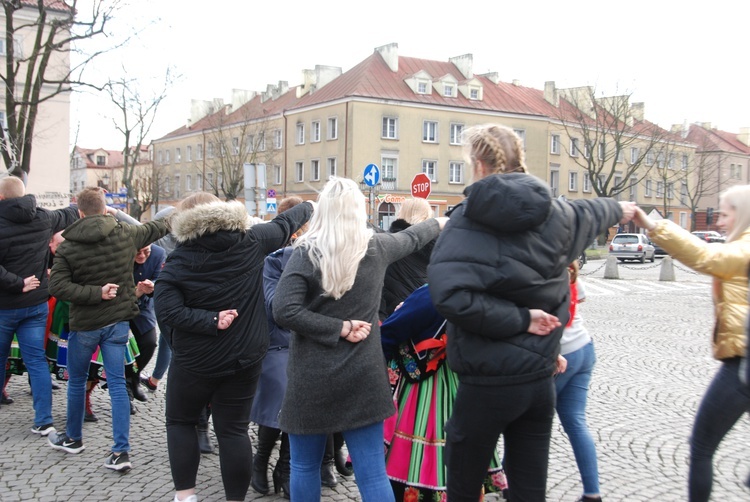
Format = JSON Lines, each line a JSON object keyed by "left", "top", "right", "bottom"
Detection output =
{"left": 101, "top": 283, "right": 119, "bottom": 301}
{"left": 528, "top": 309, "right": 561, "bottom": 336}
{"left": 106, "top": 206, "right": 118, "bottom": 216}
{"left": 341, "top": 320, "right": 372, "bottom": 343}
{"left": 136, "top": 279, "right": 154, "bottom": 297}
{"left": 618, "top": 201, "right": 637, "bottom": 224}
{"left": 22, "top": 275, "right": 40, "bottom": 293}
{"left": 217, "top": 309, "right": 238, "bottom": 330}
{"left": 555, "top": 355, "right": 568, "bottom": 375}
{"left": 632, "top": 207, "right": 656, "bottom": 231}
{"left": 435, "top": 216, "right": 449, "bottom": 230}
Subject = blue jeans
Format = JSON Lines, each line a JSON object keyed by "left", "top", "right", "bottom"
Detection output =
{"left": 151, "top": 332, "right": 172, "bottom": 380}
{"left": 0, "top": 303, "right": 53, "bottom": 427}
{"left": 555, "top": 341, "right": 599, "bottom": 496}
{"left": 689, "top": 358, "right": 750, "bottom": 502}
{"left": 67, "top": 321, "right": 130, "bottom": 453}
{"left": 289, "top": 421, "right": 395, "bottom": 502}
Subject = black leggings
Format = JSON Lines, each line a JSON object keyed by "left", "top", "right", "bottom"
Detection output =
{"left": 128, "top": 323, "right": 157, "bottom": 374}
{"left": 166, "top": 362, "right": 262, "bottom": 500}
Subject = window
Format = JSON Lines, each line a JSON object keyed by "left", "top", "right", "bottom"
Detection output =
{"left": 197, "top": 144, "right": 203, "bottom": 160}
{"left": 273, "top": 165, "right": 282, "bottom": 185}
{"left": 613, "top": 176, "right": 622, "bottom": 201}
{"left": 469, "top": 88, "right": 479, "bottom": 99}
{"left": 597, "top": 175, "right": 606, "bottom": 192}
{"left": 174, "top": 175, "right": 181, "bottom": 198}
{"left": 158, "top": 151, "right": 163, "bottom": 165}
{"left": 186, "top": 175, "right": 192, "bottom": 191}
{"left": 311, "top": 159, "right": 320, "bottom": 181}
{"left": 667, "top": 182, "right": 674, "bottom": 199}
{"left": 207, "top": 142, "right": 214, "bottom": 159}
{"left": 197, "top": 174, "right": 203, "bottom": 190}
{"left": 630, "top": 147, "right": 640, "bottom": 165}
{"left": 274, "top": 129, "right": 283, "bottom": 149}
{"left": 381, "top": 157, "right": 396, "bottom": 179}
{"left": 96, "top": 155, "right": 106, "bottom": 166}
{"left": 327, "top": 117, "right": 338, "bottom": 140}
{"left": 681, "top": 182, "right": 688, "bottom": 205}
{"left": 422, "top": 160, "right": 437, "bottom": 182}
{"left": 247, "top": 135, "right": 255, "bottom": 153}
{"left": 186, "top": 146, "right": 192, "bottom": 162}
{"left": 583, "top": 172, "right": 591, "bottom": 192}
{"left": 311, "top": 121, "right": 321, "bottom": 143}
{"left": 629, "top": 176, "right": 637, "bottom": 200}
{"left": 164, "top": 176, "right": 170, "bottom": 194}
{"left": 598, "top": 141, "right": 605, "bottom": 160}
{"left": 220, "top": 142, "right": 227, "bottom": 157}
{"left": 551, "top": 135, "right": 560, "bottom": 155}
{"left": 296, "top": 123, "right": 305, "bottom": 145}
{"left": 549, "top": 170, "right": 559, "bottom": 197}
{"left": 450, "top": 123, "right": 464, "bottom": 145}
{"left": 207, "top": 172, "right": 214, "bottom": 189}
{"left": 382, "top": 117, "right": 398, "bottom": 139}
{"left": 165, "top": 149, "right": 171, "bottom": 163}
{"left": 680, "top": 212, "right": 687, "bottom": 228}
{"left": 232, "top": 137, "right": 239, "bottom": 155}
{"left": 295, "top": 161, "right": 304, "bottom": 182}
{"left": 645, "top": 179, "right": 652, "bottom": 197}
{"left": 423, "top": 121, "right": 438, "bottom": 143}
{"left": 570, "top": 138, "right": 579, "bottom": 157}
{"left": 0, "top": 37, "right": 23, "bottom": 58}
{"left": 668, "top": 153, "right": 675, "bottom": 169}
{"left": 681, "top": 154, "right": 689, "bottom": 171}
{"left": 175, "top": 148, "right": 181, "bottom": 163}
{"left": 258, "top": 133, "right": 266, "bottom": 152}
{"left": 616, "top": 148, "right": 624, "bottom": 163}
{"left": 645, "top": 151, "right": 654, "bottom": 166}
{"left": 327, "top": 157, "right": 337, "bottom": 178}
{"left": 568, "top": 171, "right": 578, "bottom": 191}
{"left": 583, "top": 142, "right": 591, "bottom": 159}
{"left": 217, "top": 173, "right": 223, "bottom": 190}
{"left": 417, "top": 81, "right": 428, "bottom": 94}
{"left": 656, "top": 152, "right": 665, "bottom": 168}
{"left": 656, "top": 181, "right": 664, "bottom": 197}
{"left": 444, "top": 85, "right": 454, "bottom": 97}
{"left": 449, "top": 162, "right": 464, "bottom": 184}
{"left": 513, "top": 129, "right": 526, "bottom": 149}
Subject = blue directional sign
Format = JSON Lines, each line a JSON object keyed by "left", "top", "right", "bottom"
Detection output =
{"left": 363, "top": 163, "right": 380, "bottom": 187}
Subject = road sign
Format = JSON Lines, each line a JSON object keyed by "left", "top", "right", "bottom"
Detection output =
{"left": 267, "top": 189, "right": 276, "bottom": 198}
{"left": 411, "top": 173, "right": 431, "bottom": 199}
{"left": 363, "top": 163, "right": 380, "bottom": 187}
{"left": 266, "top": 198, "right": 277, "bottom": 213}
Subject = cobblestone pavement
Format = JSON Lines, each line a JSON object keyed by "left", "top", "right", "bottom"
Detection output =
{"left": 1, "top": 258, "right": 748, "bottom": 501}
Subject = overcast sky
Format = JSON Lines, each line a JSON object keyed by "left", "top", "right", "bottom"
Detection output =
{"left": 71, "top": 0, "right": 750, "bottom": 150}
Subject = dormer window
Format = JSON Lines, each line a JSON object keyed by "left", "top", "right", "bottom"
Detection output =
{"left": 444, "top": 85, "right": 454, "bottom": 97}
{"left": 470, "top": 88, "right": 479, "bottom": 99}
{"left": 417, "top": 81, "right": 428, "bottom": 94}
{"left": 96, "top": 155, "right": 106, "bottom": 166}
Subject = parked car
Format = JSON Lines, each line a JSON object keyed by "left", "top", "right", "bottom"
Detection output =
{"left": 609, "top": 233, "right": 656, "bottom": 263}
{"left": 652, "top": 241, "right": 668, "bottom": 257}
{"left": 691, "top": 231, "right": 726, "bottom": 243}
{"left": 578, "top": 252, "right": 587, "bottom": 269}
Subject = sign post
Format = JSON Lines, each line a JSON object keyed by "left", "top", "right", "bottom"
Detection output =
{"left": 411, "top": 173, "right": 431, "bottom": 199}
{"left": 363, "top": 164, "right": 381, "bottom": 226}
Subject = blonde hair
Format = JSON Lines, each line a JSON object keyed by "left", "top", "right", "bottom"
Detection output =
{"left": 0, "top": 176, "right": 25, "bottom": 199}
{"left": 720, "top": 184, "right": 750, "bottom": 242}
{"left": 294, "top": 177, "right": 373, "bottom": 299}
{"left": 397, "top": 198, "right": 433, "bottom": 224}
{"left": 463, "top": 124, "right": 527, "bottom": 180}
{"left": 178, "top": 192, "right": 220, "bottom": 211}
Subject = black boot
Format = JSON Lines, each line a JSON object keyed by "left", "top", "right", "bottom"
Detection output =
{"left": 333, "top": 432, "right": 352, "bottom": 476}
{"left": 129, "top": 373, "right": 148, "bottom": 402}
{"left": 272, "top": 432, "right": 291, "bottom": 499}
{"left": 197, "top": 407, "right": 214, "bottom": 454}
{"left": 321, "top": 434, "right": 338, "bottom": 487}
{"left": 251, "top": 425, "right": 279, "bottom": 495}
{"left": 124, "top": 379, "right": 137, "bottom": 415}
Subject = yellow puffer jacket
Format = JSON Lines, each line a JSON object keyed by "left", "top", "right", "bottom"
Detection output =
{"left": 648, "top": 221, "right": 750, "bottom": 360}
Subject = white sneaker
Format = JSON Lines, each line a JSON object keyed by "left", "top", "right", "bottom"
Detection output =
{"left": 174, "top": 495, "right": 197, "bottom": 502}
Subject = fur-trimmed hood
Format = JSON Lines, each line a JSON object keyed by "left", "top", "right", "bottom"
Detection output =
{"left": 170, "top": 201, "right": 254, "bottom": 243}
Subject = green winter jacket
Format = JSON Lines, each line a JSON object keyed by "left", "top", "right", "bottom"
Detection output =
{"left": 49, "top": 214, "right": 168, "bottom": 331}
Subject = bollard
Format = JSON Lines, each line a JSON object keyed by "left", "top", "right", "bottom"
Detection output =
{"left": 603, "top": 255, "right": 620, "bottom": 279}
{"left": 659, "top": 256, "right": 676, "bottom": 282}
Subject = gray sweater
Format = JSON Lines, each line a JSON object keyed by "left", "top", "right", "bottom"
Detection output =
{"left": 273, "top": 219, "right": 440, "bottom": 434}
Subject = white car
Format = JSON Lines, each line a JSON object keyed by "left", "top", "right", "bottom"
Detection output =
{"left": 609, "top": 233, "right": 656, "bottom": 263}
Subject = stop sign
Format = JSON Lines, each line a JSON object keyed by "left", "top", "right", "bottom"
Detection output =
{"left": 411, "top": 173, "right": 431, "bottom": 199}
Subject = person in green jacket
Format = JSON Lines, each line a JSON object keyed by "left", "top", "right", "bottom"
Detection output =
{"left": 47, "top": 186, "right": 168, "bottom": 473}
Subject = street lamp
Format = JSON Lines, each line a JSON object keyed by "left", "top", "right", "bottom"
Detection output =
{"left": 102, "top": 173, "right": 110, "bottom": 190}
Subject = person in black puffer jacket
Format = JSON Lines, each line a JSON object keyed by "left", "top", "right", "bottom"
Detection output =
{"left": 428, "top": 124, "right": 634, "bottom": 502}
{"left": 154, "top": 192, "right": 313, "bottom": 502}
{"left": 379, "top": 197, "right": 436, "bottom": 322}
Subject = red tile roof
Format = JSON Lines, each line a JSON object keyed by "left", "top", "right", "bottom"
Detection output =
{"left": 74, "top": 146, "right": 148, "bottom": 168}
{"left": 686, "top": 124, "right": 750, "bottom": 154}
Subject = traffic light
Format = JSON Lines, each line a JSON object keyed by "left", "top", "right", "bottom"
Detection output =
{"left": 706, "top": 207, "right": 714, "bottom": 225}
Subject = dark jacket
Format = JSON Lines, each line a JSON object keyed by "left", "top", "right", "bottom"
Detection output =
{"left": 379, "top": 218, "right": 435, "bottom": 321}
{"left": 131, "top": 244, "right": 166, "bottom": 334}
{"left": 428, "top": 173, "right": 621, "bottom": 386}
{"left": 0, "top": 194, "right": 78, "bottom": 309}
{"left": 49, "top": 215, "right": 168, "bottom": 331}
{"left": 154, "top": 200, "right": 312, "bottom": 378}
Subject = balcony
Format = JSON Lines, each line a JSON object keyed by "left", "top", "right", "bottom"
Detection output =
{"left": 381, "top": 177, "right": 396, "bottom": 191}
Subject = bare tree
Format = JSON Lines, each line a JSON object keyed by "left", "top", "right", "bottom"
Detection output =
{"left": 0, "top": 0, "right": 124, "bottom": 181}
{"left": 105, "top": 68, "right": 173, "bottom": 219}
{"left": 680, "top": 135, "right": 724, "bottom": 230}
{"left": 554, "top": 86, "right": 669, "bottom": 198}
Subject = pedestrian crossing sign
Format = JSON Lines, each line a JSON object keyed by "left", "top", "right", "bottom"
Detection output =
{"left": 266, "top": 201, "right": 277, "bottom": 213}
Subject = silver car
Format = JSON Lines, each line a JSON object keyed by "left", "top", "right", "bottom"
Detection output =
{"left": 609, "top": 233, "right": 656, "bottom": 263}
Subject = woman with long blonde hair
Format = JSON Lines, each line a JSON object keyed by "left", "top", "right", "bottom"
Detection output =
{"left": 634, "top": 184, "right": 750, "bottom": 502}
{"left": 273, "top": 177, "right": 446, "bottom": 502}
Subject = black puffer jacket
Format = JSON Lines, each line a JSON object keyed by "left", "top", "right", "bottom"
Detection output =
{"left": 428, "top": 173, "right": 621, "bottom": 386}
{"left": 154, "top": 200, "right": 312, "bottom": 378}
{"left": 0, "top": 195, "right": 78, "bottom": 309}
{"left": 379, "top": 219, "right": 435, "bottom": 321}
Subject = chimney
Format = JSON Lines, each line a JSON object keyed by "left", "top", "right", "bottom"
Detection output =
{"left": 190, "top": 99, "right": 217, "bottom": 123}
{"left": 630, "top": 102, "right": 645, "bottom": 122}
{"left": 699, "top": 122, "right": 713, "bottom": 130}
{"left": 297, "top": 65, "right": 344, "bottom": 98}
{"left": 449, "top": 54, "right": 473, "bottom": 79}
{"left": 511, "top": 79, "right": 520, "bottom": 86}
{"left": 478, "top": 72, "right": 500, "bottom": 84}
{"left": 738, "top": 127, "right": 750, "bottom": 146}
{"left": 375, "top": 43, "right": 399, "bottom": 72}
{"left": 231, "top": 89, "right": 256, "bottom": 110}
{"left": 544, "top": 81, "right": 559, "bottom": 106}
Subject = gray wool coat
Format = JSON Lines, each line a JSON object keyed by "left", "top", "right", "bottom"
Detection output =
{"left": 273, "top": 219, "right": 440, "bottom": 435}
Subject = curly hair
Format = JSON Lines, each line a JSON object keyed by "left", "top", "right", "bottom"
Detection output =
{"left": 462, "top": 124, "right": 527, "bottom": 177}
